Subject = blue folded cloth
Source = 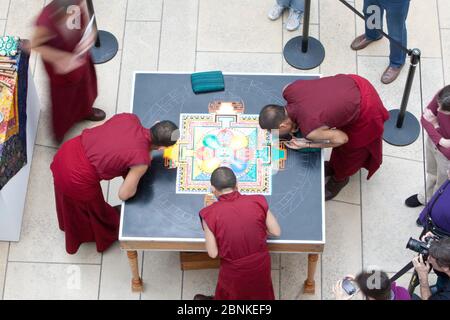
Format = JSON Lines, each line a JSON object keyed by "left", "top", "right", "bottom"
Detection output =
{"left": 191, "top": 71, "right": 225, "bottom": 94}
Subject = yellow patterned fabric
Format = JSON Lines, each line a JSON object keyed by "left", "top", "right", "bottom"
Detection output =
{"left": 0, "top": 73, "right": 19, "bottom": 144}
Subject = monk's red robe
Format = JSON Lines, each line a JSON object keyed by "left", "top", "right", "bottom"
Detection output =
{"left": 284, "top": 74, "right": 389, "bottom": 180}
{"left": 50, "top": 114, "right": 152, "bottom": 254}
{"left": 199, "top": 191, "right": 274, "bottom": 300}
{"left": 36, "top": 1, "right": 98, "bottom": 141}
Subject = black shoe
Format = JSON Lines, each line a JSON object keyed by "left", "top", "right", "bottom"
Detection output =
{"left": 194, "top": 294, "right": 214, "bottom": 300}
{"left": 405, "top": 194, "right": 423, "bottom": 208}
{"left": 325, "top": 177, "right": 350, "bottom": 201}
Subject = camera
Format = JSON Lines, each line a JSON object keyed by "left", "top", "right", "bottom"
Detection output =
{"left": 406, "top": 236, "right": 439, "bottom": 259}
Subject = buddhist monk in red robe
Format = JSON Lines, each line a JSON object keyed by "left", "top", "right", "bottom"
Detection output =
{"left": 194, "top": 167, "right": 281, "bottom": 300}
{"left": 31, "top": 0, "right": 106, "bottom": 142}
{"left": 259, "top": 74, "right": 389, "bottom": 201}
{"left": 50, "top": 113, "right": 179, "bottom": 254}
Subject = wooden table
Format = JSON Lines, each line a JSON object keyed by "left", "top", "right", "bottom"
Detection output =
{"left": 119, "top": 72, "right": 325, "bottom": 295}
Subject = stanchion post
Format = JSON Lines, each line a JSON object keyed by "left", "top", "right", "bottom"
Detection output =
{"left": 283, "top": 0, "right": 325, "bottom": 70}
{"left": 383, "top": 49, "right": 421, "bottom": 146}
{"left": 396, "top": 49, "right": 421, "bottom": 128}
{"left": 85, "top": 0, "right": 119, "bottom": 64}
{"left": 301, "top": 0, "right": 311, "bottom": 53}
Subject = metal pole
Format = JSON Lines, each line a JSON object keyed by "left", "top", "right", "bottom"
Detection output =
{"left": 396, "top": 49, "right": 421, "bottom": 128}
{"left": 85, "top": 0, "right": 101, "bottom": 47}
{"left": 301, "top": 0, "right": 311, "bottom": 53}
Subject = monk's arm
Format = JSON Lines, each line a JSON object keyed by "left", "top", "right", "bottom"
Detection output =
{"left": 202, "top": 220, "right": 218, "bottom": 259}
{"left": 118, "top": 164, "right": 148, "bottom": 201}
{"left": 31, "top": 27, "right": 71, "bottom": 63}
{"left": 305, "top": 127, "right": 349, "bottom": 148}
{"left": 266, "top": 210, "right": 281, "bottom": 237}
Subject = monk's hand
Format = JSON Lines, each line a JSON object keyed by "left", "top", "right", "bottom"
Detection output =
{"left": 439, "top": 138, "right": 450, "bottom": 149}
{"left": 283, "top": 138, "right": 309, "bottom": 150}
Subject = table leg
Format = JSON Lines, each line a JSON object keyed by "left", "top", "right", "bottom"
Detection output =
{"left": 127, "top": 250, "right": 143, "bottom": 293}
{"left": 303, "top": 253, "right": 319, "bottom": 294}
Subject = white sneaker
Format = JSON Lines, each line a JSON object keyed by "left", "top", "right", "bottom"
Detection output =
{"left": 268, "top": 4, "right": 285, "bottom": 21}
{"left": 286, "top": 8, "right": 303, "bottom": 31}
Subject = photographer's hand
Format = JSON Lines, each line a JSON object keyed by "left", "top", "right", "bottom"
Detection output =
{"left": 420, "top": 231, "right": 435, "bottom": 242}
{"left": 413, "top": 255, "right": 433, "bottom": 300}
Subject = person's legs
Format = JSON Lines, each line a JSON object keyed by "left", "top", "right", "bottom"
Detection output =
{"left": 384, "top": 0, "right": 410, "bottom": 68}
{"left": 268, "top": 0, "right": 289, "bottom": 20}
{"left": 434, "top": 149, "right": 450, "bottom": 193}
{"left": 351, "top": 0, "right": 383, "bottom": 50}
{"left": 289, "top": 0, "right": 305, "bottom": 12}
{"left": 417, "top": 137, "right": 438, "bottom": 204}
{"left": 285, "top": 0, "right": 305, "bottom": 31}
{"left": 364, "top": 0, "right": 384, "bottom": 40}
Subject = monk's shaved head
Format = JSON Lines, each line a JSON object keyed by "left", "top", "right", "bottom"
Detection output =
{"left": 210, "top": 167, "right": 237, "bottom": 191}
{"left": 150, "top": 121, "right": 179, "bottom": 147}
{"left": 259, "top": 104, "right": 287, "bottom": 130}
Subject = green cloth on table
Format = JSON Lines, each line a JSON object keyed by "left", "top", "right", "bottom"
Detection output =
{"left": 191, "top": 71, "right": 225, "bottom": 94}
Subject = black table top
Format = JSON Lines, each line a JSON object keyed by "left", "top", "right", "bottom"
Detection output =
{"left": 120, "top": 72, "right": 324, "bottom": 245}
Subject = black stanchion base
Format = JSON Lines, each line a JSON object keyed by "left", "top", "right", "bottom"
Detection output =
{"left": 90, "top": 31, "right": 119, "bottom": 64}
{"left": 283, "top": 36, "right": 325, "bottom": 70}
{"left": 383, "top": 109, "right": 421, "bottom": 146}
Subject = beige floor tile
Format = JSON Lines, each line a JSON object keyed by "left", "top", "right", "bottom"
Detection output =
{"left": 0, "top": 19, "right": 6, "bottom": 35}
{"left": 419, "top": 58, "right": 445, "bottom": 106}
{"left": 272, "top": 269, "right": 280, "bottom": 300}
{"left": 141, "top": 251, "right": 182, "bottom": 300}
{"left": 116, "top": 21, "right": 160, "bottom": 113}
{"left": 182, "top": 268, "right": 218, "bottom": 300}
{"left": 408, "top": 0, "right": 441, "bottom": 58}
{"left": 92, "top": 0, "right": 127, "bottom": 50}
{"left": 438, "top": 0, "right": 450, "bottom": 29}
{"left": 334, "top": 171, "right": 361, "bottom": 205}
{"left": 8, "top": 146, "right": 102, "bottom": 264}
{"left": 182, "top": 262, "right": 279, "bottom": 300}
{"left": 196, "top": 52, "right": 282, "bottom": 73}
{"left": 197, "top": 0, "right": 282, "bottom": 53}
{"left": 0, "top": 242, "right": 9, "bottom": 299}
{"left": 127, "top": 0, "right": 162, "bottom": 21}
{"left": 280, "top": 253, "right": 322, "bottom": 300}
{"left": 0, "top": 0, "right": 9, "bottom": 19}
{"left": 357, "top": 56, "right": 424, "bottom": 161}
{"left": 4, "top": 0, "right": 43, "bottom": 39}
{"left": 442, "top": 29, "right": 450, "bottom": 85}
{"left": 361, "top": 156, "right": 424, "bottom": 273}
{"left": 319, "top": 0, "right": 357, "bottom": 76}
{"left": 94, "top": 50, "right": 122, "bottom": 116}
{"left": 282, "top": 24, "right": 320, "bottom": 74}
{"left": 271, "top": 253, "right": 280, "bottom": 270}
{"left": 322, "top": 201, "right": 362, "bottom": 300}
{"left": 99, "top": 243, "right": 143, "bottom": 300}
{"left": 158, "top": 0, "right": 198, "bottom": 72}
{"left": 3, "top": 262, "right": 100, "bottom": 300}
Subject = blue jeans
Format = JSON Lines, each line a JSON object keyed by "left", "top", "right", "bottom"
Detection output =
{"left": 363, "top": 0, "right": 410, "bottom": 68}
{"left": 277, "top": 0, "right": 304, "bottom": 12}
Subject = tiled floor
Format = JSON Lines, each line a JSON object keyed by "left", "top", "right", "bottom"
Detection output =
{"left": 1, "top": 0, "right": 448, "bottom": 300}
